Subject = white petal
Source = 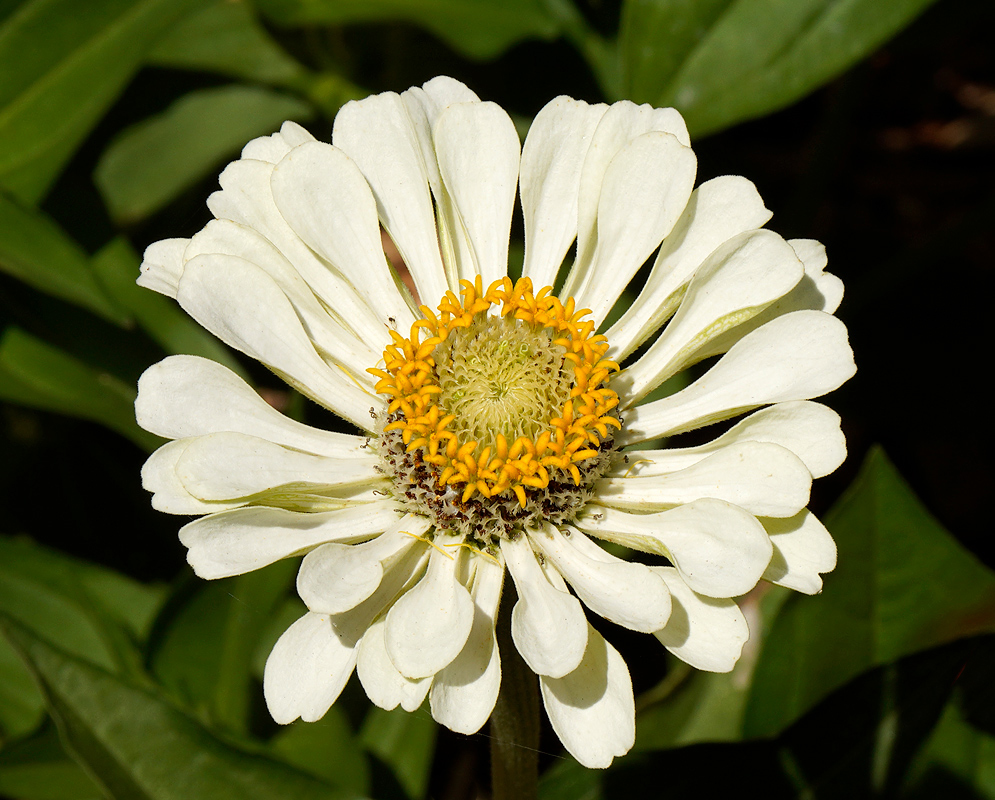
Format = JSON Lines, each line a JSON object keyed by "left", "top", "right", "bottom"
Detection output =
{"left": 141, "top": 439, "right": 243, "bottom": 515}
{"left": 619, "top": 310, "right": 856, "bottom": 445}
{"left": 607, "top": 175, "right": 772, "bottom": 359}
{"left": 519, "top": 96, "right": 608, "bottom": 290}
{"left": 434, "top": 101, "right": 520, "bottom": 286}
{"left": 540, "top": 624, "right": 634, "bottom": 769}
{"left": 614, "top": 401, "right": 845, "bottom": 480}
{"left": 264, "top": 611, "right": 358, "bottom": 724}
{"left": 573, "top": 101, "right": 690, "bottom": 277}
{"left": 270, "top": 141, "right": 415, "bottom": 327}
{"left": 178, "top": 501, "right": 400, "bottom": 579}
{"left": 136, "top": 355, "right": 370, "bottom": 456}
{"left": 620, "top": 229, "right": 804, "bottom": 404}
{"left": 332, "top": 90, "right": 449, "bottom": 305}
{"left": 501, "top": 533, "right": 588, "bottom": 679}
{"left": 241, "top": 120, "right": 315, "bottom": 163}
{"left": 385, "top": 536, "right": 475, "bottom": 679}
{"left": 206, "top": 158, "right": 385, "bottom": 344}
{"left": 762, "top": 510, "right": 837, "bottom": 594}
{"left": 357, "top": 616, "right": 432, "bottom": 712}
{"left": 430, "top": 555, "right": 504, "bottom": 734}
{"left": 598, "top": 441, "right": 812, "bottom": 518}
{"left": 175, "top": 256, "right": 381, "bottom": 431}
{"left": 576, "top": 499, "right": 773, "bottom": 598}
{"left": 183, "top": 220, "right": 379, "bottom": 381}
{"left": 298, "top": 516, "right": 431, "bottom": 614}
{"left": 529, "top": 526, "right": 671, "bottom": 633}
{"left": 568, "top": 131, "right": 697, "bottom": 325}
{"left": 173, "top": 431, "right": 378, "bottom": 501}
{"left": 138, "top": 238, "right": 186, "bottom": 298}
{"left": 789, "top": 239, "right": 844, "bottom": 314}
{"left": 652, "top": 567, "right": 749, "bottom": 672}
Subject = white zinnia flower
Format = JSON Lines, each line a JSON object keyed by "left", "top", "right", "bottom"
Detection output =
{"left": 136, "top": 76, "right": 855, "bottom": 769}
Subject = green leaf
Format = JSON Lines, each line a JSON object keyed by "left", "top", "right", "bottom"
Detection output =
{"left": 0, "top": 722, "right": 104, "bottom": 800}
{"left": 91, "top": 237, "right": 247, "bottom": 377}
{"left": 148, "top": 560, "right": 297, "bottom": 734}
{"left": 905, "top": 700, "right": 995, "bottom": 798}
{"left": 743, "top": 446, "right": 995, "bottom": 739}
{"left": 149, "top": 0, "right": 308, "bottom": 85}
{"left": 359, "top": 706, "right": 437, "bottom": 800}
{"left": 0, "top": 327, "right": 161, "bottom": 451}
{"left": 94, "top": 84, "right": 313, "bottom": 224}
{"left": 270, "top": 710, "right": 371, "bottom": 796}
{"left": 0, "top": 190, "right": 128, "bottom": 324}
{"left": 0, "top": 534, "right": 165, "bottom": 739}
{"left": 255, "top": 0, "right": 560, "bottom": 60}
{"left": 616, "top": 0, "right": 939, "bottom": 136}
{"left": 538, "top": 758, "right": 602, "bottom": 800}
{"left": 0, "top": 617, "right": 366, "bottom": 800}
{"left": 0, "top": 0, "right": 206, "bottom": 205}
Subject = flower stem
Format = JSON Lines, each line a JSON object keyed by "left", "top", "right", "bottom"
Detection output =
{"left": 490, "top": 593, "right": 540, "bottom": 800}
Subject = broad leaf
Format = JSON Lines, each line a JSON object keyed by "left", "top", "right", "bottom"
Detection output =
{"left": 148, "top": 560, "right": 297, "bottom": 734}
{"left": 0, "top": 534, "right": 165, "bottom": 738}
{"left": 149, "top": 0, "right": 307, "bottom": 85}
{"left": 95, "top": 85, "right": 313, "bottom": 224}
{"left": 91, "top": 237, "right": 247, "bottom": 377}
{"left": 360, "top": 706, "right": 437, "bottom": 800}
{"left": 743, "top": 446, "right": 995, "bottom": 739}
{"left": 904, "top": 700, "right": 995, "bottom": 799}
{"left": 0, "top": 617, "right": 365, "bottom": 800}
{"left": 616, "top": 0, "right": 939, "bottom": 136}
{"left": 270, "top": 711, "right": 372, "bottom": 796}
{"left": 255, "top": 0, "right": 559, "bottom": 60}
{"left": 0, "top": 0, "right": 206, "bottom": 205}
{"left": 0, "top": 722, "right": 104, "bottom": 800}
{"left": 0, "top": 327, "right": 161, "bottom": 451}
{"left": 0, "top": 190, "right": 127, "bottom": 324}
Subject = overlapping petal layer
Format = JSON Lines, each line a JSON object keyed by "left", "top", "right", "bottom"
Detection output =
{"left": 137, "top": 76, "right": 853, "bottom": 769}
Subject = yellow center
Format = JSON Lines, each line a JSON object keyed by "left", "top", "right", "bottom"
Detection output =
{"left": 368, "top": 276, "right": 621, "bottom": 509}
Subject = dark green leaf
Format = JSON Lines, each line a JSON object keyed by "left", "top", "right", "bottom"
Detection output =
{"left": 743, "top": 446, "right": 995, "bottom": 739}
{"left": 91, "top": 237, "right": 247, "bottom": 377}
{"left": 538, "top": 757, "right": 602, "bottom": 800}
{"left": 148, "top": 560, "right": 297, "bottom": 734}
{"left": 149, "top": 0, "right": 307, "bottom": 85}
{"left": 0, "top": 722, "right": 103, "bottom": 800}
{"left": 94, "top": 85, "right": 313, "bottom": 224}
{"left": 0, "top": 534, "right": 165, "bottom": 738}
{"left": 0, "top": 617, "right": 365, "bottom": 800}
{"left": 0, "top": 327, "right": 161, "bottom": 450}
{"left": 0, "top": 190, "right": 127, "bottom": 324}
{"left": 255, "top": 0, "right": 559, "bottom": 60}
{"left": 616, "top": 0, "right": 939, "bottom": 136}
{"left": 0, "top": 0, "right": 206, "bottom": 205}
{"left": 270, "top": 710, "right": 371, "bottom": 795}
{"left": 904, "top": 700, "right": 995, "bottom": 798}
{"left": 359, "top": 706, "right": 436, "bottom": 800}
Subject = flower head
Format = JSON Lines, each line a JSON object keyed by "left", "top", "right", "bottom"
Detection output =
{"left": 136, "top": 76, "right": 855, "bottom": 768}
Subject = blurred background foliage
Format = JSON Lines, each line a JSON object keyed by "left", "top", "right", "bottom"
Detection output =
{"left": 1, "top": 0, "right": 993, "bottom": 798}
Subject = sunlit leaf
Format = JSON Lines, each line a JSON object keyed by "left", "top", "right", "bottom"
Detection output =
{"left": 0, "top": 617, "right": 364, "bottom": 800}
{"left": 95, "top": 85, "right": 313, "bottom": 224}
{"left": 360, "top": 706, "right": 437, "bottom": 800}
{"left": 905, "top": 700, "right": 995, "bottom": 798}
{"left": 255, "top": 0, "right": 559, "bottom": 60}
{"left": 0, "top": 190, "right": 127, "bottom": 324}
{"left": 0, "top": 0, "right": 206, "bottom": 205}
{"left": 91, "top": 237, "right": 247, "bottom": 378}
{"left": 148, "top": 560, "right": 297, "bottom": 734}
{"left": 0, "top": 327, "right": 161, "bottom": 451}
{"left": 743, "top": 446, "right": 995, "bottom": 739}
{"left": 149, "top": 0, "right": 307, "bottom": 85}
{"left": 616, "top": 0, "right": 939, "bottom": 136}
